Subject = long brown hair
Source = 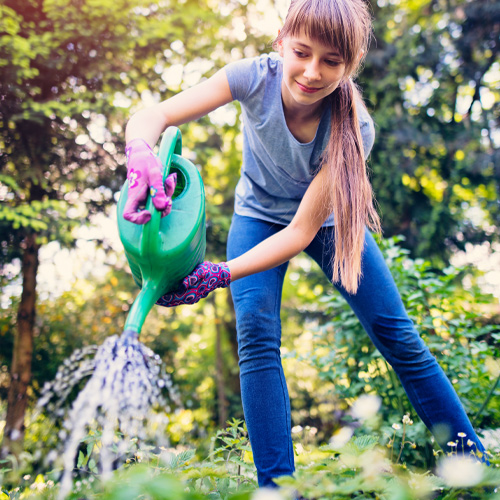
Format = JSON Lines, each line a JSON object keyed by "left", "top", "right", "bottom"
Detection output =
{"left": 273, "top": 0, "right": 381, "bottom": 294}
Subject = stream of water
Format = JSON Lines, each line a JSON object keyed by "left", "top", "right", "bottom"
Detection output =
{"left": 38, "top": 330, "right": 179, "bottom": 499}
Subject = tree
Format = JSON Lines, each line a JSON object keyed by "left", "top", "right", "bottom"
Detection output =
{"left": 362, "top": 0, "right": 499, "bottom": 260}
{"left": 0, "top": 0, "right": 256, "bottom": 457}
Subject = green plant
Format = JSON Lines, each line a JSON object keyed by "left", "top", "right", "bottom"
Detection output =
{"left": 3, "top": 422, "right": 500, "bottom": 500}
{"left": 306, "top": 236, "right": 500, "bottom": 468}
{"left": 206, "top": 419, "right": 257, "bottom": 494}
{"left": 278, "top": 432, "right": 500, "bottom": 500}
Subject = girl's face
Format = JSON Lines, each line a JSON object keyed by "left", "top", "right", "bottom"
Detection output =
{"left": 278, "top": 32, "right": 346, "bottom": 114}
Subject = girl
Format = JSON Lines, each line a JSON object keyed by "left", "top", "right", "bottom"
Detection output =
{"left": 124, "top": 0, "right": 488, "bottom": 488}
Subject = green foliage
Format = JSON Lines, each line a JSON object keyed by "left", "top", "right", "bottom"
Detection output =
{"left": 1, "top": 0, "right": 499, "bottom": 492}
{"left": 69, "top": 419, "right": 255, "bottom": 499}
{"left": 363, "top": 0, "right": 500, "bottom": 258}
{"left": 2, "top": 423, "right": 500, "bottom": 499}
{"left": 207, "top": 418, "right": 256, "bottom": 490}
{"left": 0, "top": 0, "right": 269, "bottom": 256}
{"left": 278, "top": 433, "right": 500, "bottom": 500}
{"left": 0, "top": 0, "right": 268, "bottom": 450}
{"left": 305, "top": 236, "right": 500, "bottom": 467}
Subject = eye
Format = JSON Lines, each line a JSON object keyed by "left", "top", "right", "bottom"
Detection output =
{"left": 293, "top": 50, "right": 307, "bottom": 58}
{"left": 325, "top": 59, "right": 342, "bottom": 67}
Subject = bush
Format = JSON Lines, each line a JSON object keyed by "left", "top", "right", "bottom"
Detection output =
{"left": 304, "top": 236, "right": 500, "bottom": 468}
{"left": 2, "top": 419, "right": 500, "bottom": 500}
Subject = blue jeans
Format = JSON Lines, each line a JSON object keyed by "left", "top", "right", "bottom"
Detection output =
{"left": 227, "top": 214, "right": 487, "bottom": 487}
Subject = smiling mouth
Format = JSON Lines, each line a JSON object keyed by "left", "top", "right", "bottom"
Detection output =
{"left": 296, "top": 81, "right": 322, "bottom": 93}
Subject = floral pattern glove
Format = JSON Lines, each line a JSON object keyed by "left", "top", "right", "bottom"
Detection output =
{"left": 124, "top": 138, "right": 177, "bottom": 224}
{"left": 156, "top": 262, "right": 232, "bottom": 307}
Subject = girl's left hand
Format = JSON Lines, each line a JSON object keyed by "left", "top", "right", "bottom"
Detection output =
{"left": 156, "top": 261, "right": 231, "bottom": 307}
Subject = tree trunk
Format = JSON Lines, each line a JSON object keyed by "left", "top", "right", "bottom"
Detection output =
{"left": 1, "top": 232, "right": 39, "bottom": 460}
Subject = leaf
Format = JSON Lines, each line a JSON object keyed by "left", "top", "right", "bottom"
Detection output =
{"left": 228, "top": 456, "right": 247, "bottom": 466}
{"left": 227, "top": 492, "right": 253, "bottom": 500}
{"left": 216, "top": 476, "right": 230, "bottom": 495}
{"left": 183, "top": 466, "right": 228, "bottom": 480}
{"left": 325, "top": 434, "right": 380, "bottom": 456}
{"left": 77, "top": 450, "right": 85, "bottom": 468}
{"left": 177, "top": 449, "right": 196, "bottom": 465}
{"left": 406, "top": 291, "right": 424, "bottom": 302}
{"left": 353, "top": 434, "right": 379, "bottom": 451}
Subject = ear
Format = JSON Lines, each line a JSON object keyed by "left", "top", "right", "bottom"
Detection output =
{"left": 277, "top": 35, "right": 284, "bottom": 57}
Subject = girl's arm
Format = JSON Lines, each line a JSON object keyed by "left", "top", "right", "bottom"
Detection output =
{"left": 123, "top": 69, "right": 234, "bottom": 224}
{"left": 228, "top": 165, "right": 332, "bottom": 281}
{"left": 125, "top": 68, "right": 234, "bottom": 147}
{"left": 156, "top": 166, "right": 333, "bottom": 308}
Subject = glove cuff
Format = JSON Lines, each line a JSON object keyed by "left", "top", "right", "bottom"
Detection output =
{"left": 218, "top": 262, "right": 232, "bottom": 288}
{"left": 125, "top": 138, "right": 153, "bottom": 159}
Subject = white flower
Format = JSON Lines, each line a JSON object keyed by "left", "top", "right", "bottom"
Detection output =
{"left": 467, "top": 439, "right": 475, "bottom": 447}
{"left": 350, "top": 395, "right": 382, "bottom": 421}
{"left": 457, "top": 432, "right": 467, "bottom": 438}
{"left": 392, "top": 423, "right": 401, "bottom": 430}
{"left": 402, "top": 414, "right": 413, "bottom": 425}
{"left": 361, "top": 449, "right": 392, "bottom": 480}
{"left": 30, "top": 482, "right": 46, "bottom": 491}
{"left": 447, "top": 441, "right": 457, "bottom": 448}
{"left": 291, "top": 425, "right": 303, "bottom": 434}
{"left": 329, "top": 427, "right": 354, "bottom": 448}
{"left": 437, "top": 456, "right": 484, "bottom": 488}
{"left": 23, "top": 475, "right": 31, "bottom": 481}
{"left": 251, "top": 488, "right": 286, "bottom": 500}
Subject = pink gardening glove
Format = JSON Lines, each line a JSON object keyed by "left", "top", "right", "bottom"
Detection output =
{"left": 124, "top": 138, "right": 177, "bottom": 224}
{"left": 156, "top": 261, "right": 231, "bottom": 307}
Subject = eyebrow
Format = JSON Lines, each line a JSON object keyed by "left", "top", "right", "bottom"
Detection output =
{"left": 292, "top": 41, "right": 342, "bottom": 58}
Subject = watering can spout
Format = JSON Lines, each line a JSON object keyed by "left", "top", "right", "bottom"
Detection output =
{"left": 117, "top": 127, "right": 206, "bottom": 335}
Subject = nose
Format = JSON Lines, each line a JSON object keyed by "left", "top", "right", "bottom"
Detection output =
{"left": 303, "top": 59, "right": 321, "bottom": 81}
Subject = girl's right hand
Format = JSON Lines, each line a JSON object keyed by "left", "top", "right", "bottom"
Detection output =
{"left": 124, "top": 138, "right": 177, "bottom": 224}
{"left": 156, "top": 262, "right": 231, "bottom": 307}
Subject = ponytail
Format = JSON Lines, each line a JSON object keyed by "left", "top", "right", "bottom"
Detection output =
{"left": 322, "top": 79, "right": 381, "bottom": 294}
{"left": 273, "top": 0, "right": 381, "bottom": 293}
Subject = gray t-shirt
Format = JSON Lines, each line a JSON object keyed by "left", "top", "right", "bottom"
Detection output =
{"left": 225, "top": 52, "right": 375, "bottom": 226}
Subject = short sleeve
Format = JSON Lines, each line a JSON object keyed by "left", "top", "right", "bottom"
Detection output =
{"left": 224, "top": 57, "right": 259, "bottom": 102}
{"left": 225, "top": 54, "right": 281, "bottom": 104}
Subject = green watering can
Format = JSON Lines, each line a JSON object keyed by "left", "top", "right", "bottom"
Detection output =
{"left": 117, "top": 127, "right": 206, "bottom": 335}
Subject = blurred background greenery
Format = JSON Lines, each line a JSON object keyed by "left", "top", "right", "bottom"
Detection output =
{"left": 0, "top": 0, "right": 499, "bottom": 479}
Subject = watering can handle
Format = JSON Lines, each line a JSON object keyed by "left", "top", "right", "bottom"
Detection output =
{"left": 158, "top": 127, "right": 183, "bottom": 182}
{"left": 141, "top": 127, "right": 183, "bottom": 256}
